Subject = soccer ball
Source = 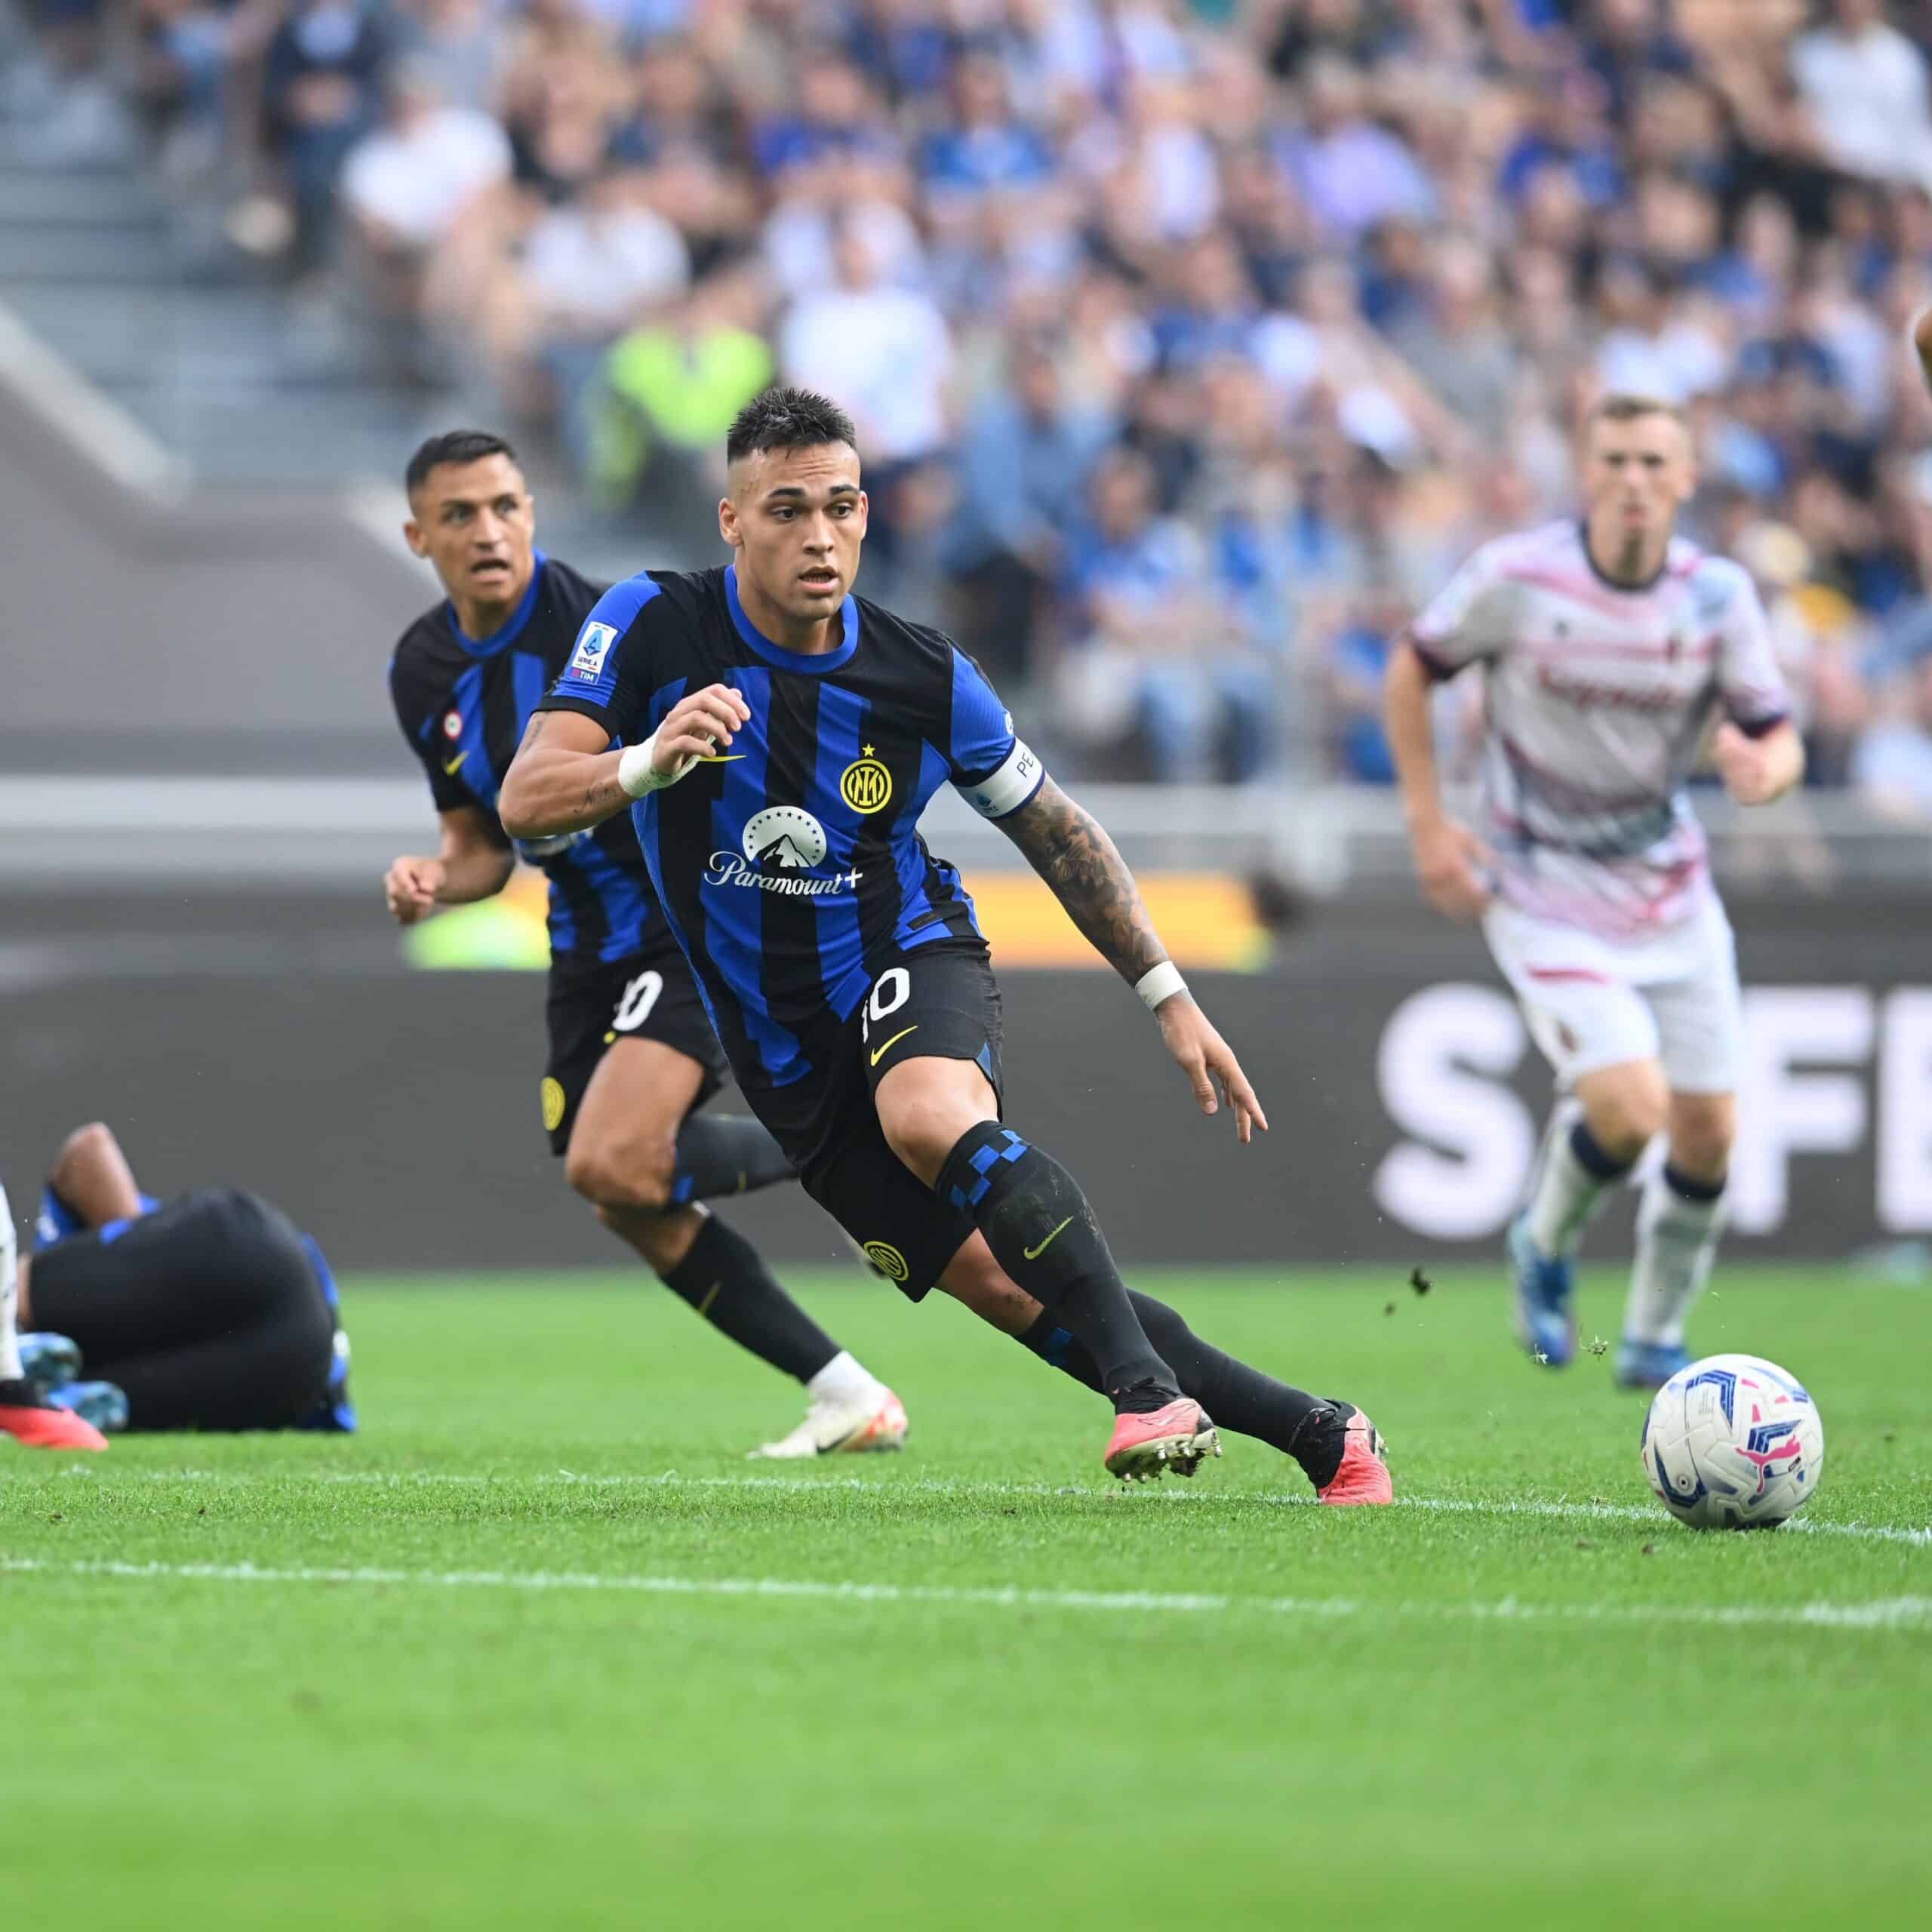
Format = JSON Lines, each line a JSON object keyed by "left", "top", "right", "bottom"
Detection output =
{"left": 1639, "top": 1353, "right": 1824, "bottom": 1531}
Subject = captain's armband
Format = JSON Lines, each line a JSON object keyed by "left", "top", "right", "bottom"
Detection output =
{"left": 958, "top": 739, "right": 1044, "bottom": 820}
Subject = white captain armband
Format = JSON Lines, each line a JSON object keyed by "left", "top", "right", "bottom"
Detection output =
{"left": 617, "top": 731, "right": 698, "bottom": 798}
{"left": 959, "top": 738, "right": 1044, "bottom": 820}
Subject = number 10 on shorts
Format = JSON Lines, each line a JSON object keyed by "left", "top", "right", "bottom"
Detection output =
{"left": 862, "top": 968, "right": 910, "bottom": 1044}
{"left": 612, "top": 971, "right": 663, "bottom": 1033}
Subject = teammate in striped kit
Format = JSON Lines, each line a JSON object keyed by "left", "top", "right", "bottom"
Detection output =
{"left": 386, "top": 432, "right": 906, "bottom": 1458}
{"left": 1386, "top": 395, "right": 1805, "bottom": 1387}
{"left": 501, "top": 388, "right": 1391, "bottom": 1500}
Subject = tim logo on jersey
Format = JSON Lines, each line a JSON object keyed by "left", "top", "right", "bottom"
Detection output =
{"left": 565, "top": 622, "right": 617, "bottom": 684}
{"left": 706, "top": 807, "right": 861, "bottom": 897}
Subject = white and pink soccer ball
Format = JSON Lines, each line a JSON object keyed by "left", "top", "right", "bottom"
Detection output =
{"left": 1640, "top": 1354, "right": 1825, "bottom": 1531}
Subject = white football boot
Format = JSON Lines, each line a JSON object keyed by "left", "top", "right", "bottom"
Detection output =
{"left": 749, "top": 1387, "right": 909, "bottom": 1460}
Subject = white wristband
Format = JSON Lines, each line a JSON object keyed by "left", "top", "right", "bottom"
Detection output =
{"left": 617, "top": 732, "right": 697, "bottom": 799}
{"left": 1135, "top": 962, "right": 1188, "bottom": 1012}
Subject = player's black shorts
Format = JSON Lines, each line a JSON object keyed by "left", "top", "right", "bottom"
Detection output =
{"left": 543, "top": 936, "right": 728, "bottom": 1155}
{"left": 749, "top": 940, "right": 1004, "bottom": 1303}
{"left": 26, "top": 1188, "right": 338, "bottom": 1432}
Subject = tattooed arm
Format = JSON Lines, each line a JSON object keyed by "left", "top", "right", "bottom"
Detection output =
{"left": 497, "top": 709, "right": 632, "bottom": 838}
{"left": 996, "top": 778, "right": 1168, "bottom": 984}
{"left": 996, "top": 779, "right": 1268, "bottom": 1140}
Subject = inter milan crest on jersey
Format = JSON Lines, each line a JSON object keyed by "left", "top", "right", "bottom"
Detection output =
{"left": 839, "top": 746, "right": 893, "bottom": 814}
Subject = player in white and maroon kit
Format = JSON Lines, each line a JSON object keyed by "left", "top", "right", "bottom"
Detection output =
{"left": 1385, "top": 395, "right": 1805, "bottom": 1387}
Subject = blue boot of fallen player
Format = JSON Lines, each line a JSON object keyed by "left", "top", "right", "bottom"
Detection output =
{"left": 46, "top": 1380, "right": 130, "bottom": 1435}
{"left": 16, "top": 1332, "right": 82, "bottom": 1395}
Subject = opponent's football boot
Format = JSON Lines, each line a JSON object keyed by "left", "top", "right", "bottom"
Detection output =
{"left": 1612, "top": 1338, "right": 1690, "bottom": 1391}
{"left": 1508, "top": 1211, "right": 1577, "bottom": 1367}
{"left": 749, "top": 1388, "right": 909, "bottom": 1460}
{"left": 1103, "top": 1394, "right": 1219, "bottom": 1481}
{"left": 0, "top": 1379, "right": 109, "bottom": 1451}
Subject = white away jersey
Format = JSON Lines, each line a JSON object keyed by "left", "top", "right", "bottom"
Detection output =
{"left": 1410, "top": 520, "right": 1789, "bottom": 939}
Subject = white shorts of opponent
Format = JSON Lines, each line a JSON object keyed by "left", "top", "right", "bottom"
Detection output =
{"left": 1482, "top": 894, "right": 1740, "bottom": 1096}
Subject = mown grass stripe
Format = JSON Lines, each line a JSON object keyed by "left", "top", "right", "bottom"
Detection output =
{"left": 2, "top": 1554, "right": 1927, "bottom": 1632}
{"left": 36, "top": 1466, "right": 1932, "bottom": 1546}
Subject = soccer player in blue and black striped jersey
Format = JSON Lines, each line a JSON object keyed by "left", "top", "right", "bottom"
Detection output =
{"left": 385, "top": 431, "right": 906, "bottom": 1459}
{"left": 4, "top": 1122, "right": 350, "bottom": 1441}
{"left": 501, "top": 389, "right": 1392, "bottom": 1500}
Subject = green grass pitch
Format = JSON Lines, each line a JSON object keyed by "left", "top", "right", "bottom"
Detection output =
{"left": 3, "top": 1266, "right": 1928, "bottom": 1929}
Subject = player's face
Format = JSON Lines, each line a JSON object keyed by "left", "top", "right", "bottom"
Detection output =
{"left": 720, "top": 442, "right": 867, "bottom": 631}
{"left": 1580, "top": 414, "right": 1695, "bottom": 552}
{"left": 403, "top": 455, "right": 537, "bottom": 608}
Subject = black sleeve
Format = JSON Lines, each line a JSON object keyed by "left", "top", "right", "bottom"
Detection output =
{"left": 389, "top": 648, "right": 481, "bottom": 817}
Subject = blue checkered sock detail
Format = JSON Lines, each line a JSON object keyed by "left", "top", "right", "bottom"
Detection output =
{"left": 932, "top": 1121, "right": 1168, "bottom": 1398}
{"left": 937, "top": 1125, "right": 1030, "bottom": 1214}
{"left": 1017, "top": 1312, "right": 1099, "bottom": 1388}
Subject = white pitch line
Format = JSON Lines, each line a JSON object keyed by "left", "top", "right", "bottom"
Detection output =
{"left": 35, "top": 1466, "right": 1932, "bottom": 1548}
{"left": 1, "top": 1554, "right": 1927, "bottom": 1632}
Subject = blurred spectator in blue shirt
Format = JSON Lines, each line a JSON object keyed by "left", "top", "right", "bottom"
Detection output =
{"left": 1498, "top": 67, "right": 1623, "bottom": 209}
{"left": 921, "top": 53, "right": 1053, "bottom": 201}
{"left": 1275, "top": 54, "right": 1433, "bottom": 242}
{"left": 1057, "top": 447, "right": 1276, "bottom": 783}
{"left": 261, "top": 0, "right": 389, "bottom": 264}
{"left": 1577, "top": 0, "right": 1697, "bottom": 126}
{"left": 750, "top": 57, "right": 898, "bottom": 179}
{"left": 946, "top": 338, "right": 1115, "bottom": 690}
{"left": 1149, "top": 229, "right": 1265, "bottom": 375}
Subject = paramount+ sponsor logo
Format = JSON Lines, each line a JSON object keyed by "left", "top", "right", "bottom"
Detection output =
{"left": 704, "top": 807, "right": 863, "bottom": 897}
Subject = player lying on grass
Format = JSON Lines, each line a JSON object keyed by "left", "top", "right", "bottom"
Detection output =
{"left": 1386, "top": 393, "right": 1802, "bottom": 1387}
{"left": 500, "top": 386, "right": 1390, "bottom": 1501}
{"left": 387, "top": 430, "right": 903, "bottom": 1458}
{"left": 1, "top": 1123, "right": 352, "bottom": 1445}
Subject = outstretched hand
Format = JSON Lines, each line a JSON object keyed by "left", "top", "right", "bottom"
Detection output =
{"left": 1155, "top": 996, "right": 1269, "bottom": 1144}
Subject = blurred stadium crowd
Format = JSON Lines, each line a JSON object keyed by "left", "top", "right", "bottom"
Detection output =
{"left": 14, "top": 0, "right": 1932, "bottom": 799}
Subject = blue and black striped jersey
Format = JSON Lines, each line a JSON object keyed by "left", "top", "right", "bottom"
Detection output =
{"left": 389, "top": 554, "right": 658, "bottom": 965}
{"left": 534, "top": 565, "right": 1043, "bottom": 1093}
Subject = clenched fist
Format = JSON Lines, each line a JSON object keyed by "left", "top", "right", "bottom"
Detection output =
{"left": 384, "top": 854, "right": 445, "bottom": 924}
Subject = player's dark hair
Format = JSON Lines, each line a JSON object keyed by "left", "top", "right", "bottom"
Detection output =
{"left": 726, "top": 388, "right": 858, "bottom": 465}
{"left": 405, "top": 429, "right": 518, "bottom": 496}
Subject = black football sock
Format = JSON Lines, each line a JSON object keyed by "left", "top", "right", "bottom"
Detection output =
{"left": 1018, "top": 1295, "right": 1340, "bottom": 1482}
{"left": 658, "top": 1215, "right": 839, "bottom": 1385}
{"left": 670, "top": 1116, "right": 796, "bottom": 1204}
{"left": 935, "top": 1123, "right": 1172, "bottom": 1408}
{"left": 1017, "top": 1313, "right": 1101, "bottom": 1389}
